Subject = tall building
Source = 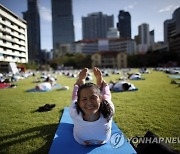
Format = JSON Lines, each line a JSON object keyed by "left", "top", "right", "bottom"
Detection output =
{"left": 149, "top": 30, "right": 155, "bottom": 51}
{"left": 138, "top": 23, "right": 150, "bottom": 45}
{"left": 150, "top": 30, "right": 155, "bottom": 45}
{"left": 0, "top": 4, "right": 28, "bottom": 72}
{"left": 51, "top": 0, "right": 75, "bottom": 51}
{"left": 82, "top": 12, "right": 114, "bottom": 40}
{"left": 164, "top": 7, "right": 180, "bottom": 54}
{"left": 137, "top": 23, "right": 150, "bottom": 54}
{"left": 23, "top": 0, "right": 41, "bottom": 63}
{"left": 117, "top": 10, "right": 131, "bottom": 39}
{"left": 164, "top": 19, "right": 171, "bottom": 44}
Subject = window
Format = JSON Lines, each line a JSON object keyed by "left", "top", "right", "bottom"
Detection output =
{"left": 2, "top": 17, "right": 5, "bottom": 21}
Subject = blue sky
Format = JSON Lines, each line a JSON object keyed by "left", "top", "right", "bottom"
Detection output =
{"left": 0, "top": 0, "right": 179, "bottom": 50}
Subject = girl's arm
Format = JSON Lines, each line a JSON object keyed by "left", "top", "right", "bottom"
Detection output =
{"left": 72, "top": 85, "right": 79, "bottom": 102}
{"left": 101, "top": 81, "right": 115, "bottom": 113}
{"left": 101, "top": 81, "right": 111, "bottom": 100}
{"left": 70, "top": 85, "right": 79, "bottom": 118}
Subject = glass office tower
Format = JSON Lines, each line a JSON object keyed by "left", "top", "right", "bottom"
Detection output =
{"left": 117, "top": 10, "right": 131, "bottom": 39}
{"left": 23, "top": 0, "right": 41, "bottom": 63}
{"left": 82, "top": 12, "right": 114, "bottom": 40}
{"left": 51, "top": 0, "right": 75, "bottom": 50}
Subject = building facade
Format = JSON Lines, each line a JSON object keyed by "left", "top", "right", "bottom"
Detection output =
{"left": 23, "top": 0, "right": 41, "bottom": 63}
{"left": 73, "top": 38, "right": 136, "bottom": 55}
{"left": 91, "top": 51, "right": 127, "bottom": 68}
{"left": 164, "top": 7, "right": 180, "bottom": 54}
{"left": 51, "top": 0, "right": 75, "bottom": 52}
{"left": 54, "top": 43, "right": 73, "bottom": 58}
{"left": 107, "top": 27, "right": 120, "bottom": 39}
{"left": 41, "top": 49, "right": 53, "bottom": 64}
{"left": 164, "top": 19, "right": 171, "bottom": 45}
{"left": 117, "top": 10, "right": 131, "bottom": 39}
{"left": 82, "top": 12, "right": 114, "bottom": 40}
{"left": 0, "top": 4, "right": 28, "bottom": 72}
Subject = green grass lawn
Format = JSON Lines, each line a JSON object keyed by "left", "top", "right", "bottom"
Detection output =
{"left": 0, "top": 69, "right": 180, "bottom": 153}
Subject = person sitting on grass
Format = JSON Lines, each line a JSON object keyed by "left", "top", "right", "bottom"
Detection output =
{"left": 69, "top": 67, "right": 115, "bottom": 146}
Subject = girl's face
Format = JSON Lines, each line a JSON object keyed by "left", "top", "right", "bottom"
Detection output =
{"left": 79, "top": 87, "right": 102, "bottom": 115}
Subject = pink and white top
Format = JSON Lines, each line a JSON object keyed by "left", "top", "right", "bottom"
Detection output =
{"left": 69, "top": 84, "right": 114, "bottom": 145}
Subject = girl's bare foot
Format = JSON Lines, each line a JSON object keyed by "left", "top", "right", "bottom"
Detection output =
{"left": 93, "top": 67, "right": 103, "bottom": 88}
{"left": 75, "top": 68, "right": 88, "bottom": 86}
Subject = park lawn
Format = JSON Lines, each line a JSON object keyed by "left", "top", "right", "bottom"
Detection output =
{"left": 0, "top": 70, "right": 179, "bottom": 153}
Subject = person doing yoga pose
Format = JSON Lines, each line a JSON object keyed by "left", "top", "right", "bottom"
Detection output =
{"left": 69, "top": 67, "right": 115, "bottom": 145}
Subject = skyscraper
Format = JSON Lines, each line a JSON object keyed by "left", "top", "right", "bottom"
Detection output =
{"left": 23, "top": 0, "right": 41, "bottom": 63}
{"left": 164, "top": 19, "right": 172, "bottom": 44}
{"left": 137, "top": 23, "right": 150, "bottom": 53}
{"left": 117, "top": 10, "right": 131, "bottom": 39}
{"left": 149, "top": 30, "right": 155, "bottom": 45}
{"left": 164, "top": 7, "right": 180, "bottom": 54}
{"left": 138, "top": 23, "right": 150, "bottom": 45}
{"left": 82, "top": 12, "right": 114, "bottom": 40}
{"left": 51, "top": 0, "right": 75, "bottom": 50}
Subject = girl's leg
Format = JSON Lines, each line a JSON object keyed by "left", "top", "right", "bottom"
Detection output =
{"left": 93, "top": 67, "right": 105, "bottom": 88}
{"left": 93, "top": 67, "right": 111, "bottom": 99}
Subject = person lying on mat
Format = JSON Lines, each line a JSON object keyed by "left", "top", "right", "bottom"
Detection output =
{"left": 109, "top": 80, "right": 136, "bottom": 92}
{"left": 69, "top": 67, "right": 115, "bottom": 146}
{"left": 35, "top": 76, "right": 56, "bottom": 91}
{"left": 128, "top": 72, "right": 144, "bottom": 80}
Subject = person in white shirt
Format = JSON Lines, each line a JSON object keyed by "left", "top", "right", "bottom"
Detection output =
{"left": 69, "top": 67, "right": 115, "bottom": 146}
{"left": 35, "top": 76, "right": 56, "bottom": 91}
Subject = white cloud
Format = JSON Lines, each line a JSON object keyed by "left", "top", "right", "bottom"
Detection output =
{"left": 124, "top": 2, "right": 137, "bottom": 10}
{"left": 39, "top": 6, "right": 52, "bottom": 22}
{"left": 158, "top": 4, "right": 179, "bottom": 13}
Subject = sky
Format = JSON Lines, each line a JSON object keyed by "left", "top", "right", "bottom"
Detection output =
{"left": 0, "top": 0, "right": 179, "bottom": 51}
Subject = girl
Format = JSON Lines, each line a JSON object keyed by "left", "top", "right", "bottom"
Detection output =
{"left": 69, "top": 67, "right": 115, "bottom": 145}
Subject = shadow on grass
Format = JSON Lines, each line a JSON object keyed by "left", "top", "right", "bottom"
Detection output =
{"left": 110, "top": 89, "right": 138, "bottom": 93}
{"left": 59, "top": 108, "right": 64, "bottom": 114}
{"left": 0, "top": 123, "right": 58, "bottom": 154}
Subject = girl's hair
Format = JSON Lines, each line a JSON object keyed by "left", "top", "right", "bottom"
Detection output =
{"left": 76, "top": 82, "right": 113, "bottom": 122}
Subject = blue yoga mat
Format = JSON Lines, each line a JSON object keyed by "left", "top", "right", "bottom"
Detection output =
{"left": 169, "top": 75, "right": 180, "bottom": 79}
{"left": 26, "top": 84, "right": 61, "bottom": 92}
{"left": 49, "top": 107, "right": 137, "bottom": 154}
